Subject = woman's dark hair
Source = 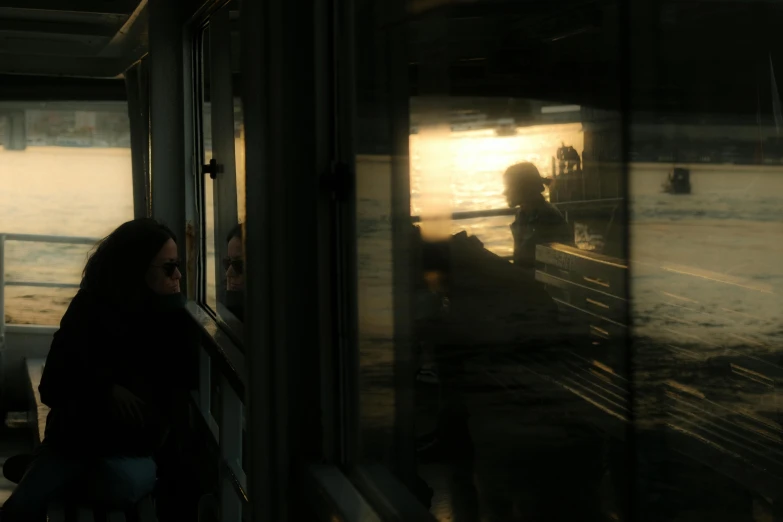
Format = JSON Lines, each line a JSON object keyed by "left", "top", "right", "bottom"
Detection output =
{"left": 81, "top": 218, "right": 176, "bottom": 304}
{"left": 226, "top": 223, "right": 243, "bottom": 244}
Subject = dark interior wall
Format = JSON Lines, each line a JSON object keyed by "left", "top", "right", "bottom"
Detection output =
{"left": 405, "top": 0, "right": 783, "bottom": 118}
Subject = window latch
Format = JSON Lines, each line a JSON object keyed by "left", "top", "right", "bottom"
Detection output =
{"left": 203, "top": 158, "right": 222, "bottom": 179}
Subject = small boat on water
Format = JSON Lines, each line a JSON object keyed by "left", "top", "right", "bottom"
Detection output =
{"left": 663, "top": 167, "right": 691, "bottom": 194}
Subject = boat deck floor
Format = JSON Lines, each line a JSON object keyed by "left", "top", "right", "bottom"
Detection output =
{"left": 0, "top": 415, "right": 36, "bottom": 506}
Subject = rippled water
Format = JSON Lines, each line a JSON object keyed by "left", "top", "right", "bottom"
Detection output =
{"left": 0, "top": 146, "right": 133, "bottom": 325}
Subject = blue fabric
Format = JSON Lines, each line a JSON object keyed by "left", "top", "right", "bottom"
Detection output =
{"left": 1, "top": 445, "right": 157, "bottom": 521}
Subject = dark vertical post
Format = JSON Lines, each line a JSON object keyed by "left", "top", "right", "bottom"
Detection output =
{"left": 389, "top": 7, "right": 416, "bottom": 490}
{"left": 242, "top": 0, "right": 331, "bottom": 517}
{"left": 125, "top": 63, "right": 150, "bottom": 219}
{"left": 149, "top": 0, "right": 187, "bottom": 285}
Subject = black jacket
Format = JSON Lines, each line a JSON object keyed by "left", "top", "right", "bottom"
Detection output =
{"left": 39, "top": 289, "right": 197, "bottom": 457}
{"left": 511, "top": 202, "right": 572, "bottom": 273}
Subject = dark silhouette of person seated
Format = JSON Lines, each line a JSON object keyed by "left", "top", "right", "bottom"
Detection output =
{"left": 412, "top": 221, "right": 603, "bottom": 521}
{"left": 0, "top": 218, "right": 197, "bottom": 522}
{"left": 503, "top": 162, "right": 572, "bottom": 277}
{"left": 223, "top": 223, "right": 244, "bottom": 321}
{"left": 411, "top": 223, "right": 565, "bottom": 510}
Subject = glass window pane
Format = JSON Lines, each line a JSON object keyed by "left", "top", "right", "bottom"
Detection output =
{"left": 0, "top": 103, "right": 133, "bottom": 326}
{"left": 200, "top": 1, "right": 244, "bottom": 327}
{"left": 353, "top": 1, "right": 626, "bottom": 520}
{"left": 201, "top": 24, "right": 217, "bottom": 309}
{"left": 629, "top": 1, "right": 783, "bottom": 520}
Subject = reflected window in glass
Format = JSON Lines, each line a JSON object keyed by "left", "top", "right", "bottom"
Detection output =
{"left": 197, "top": 0, "right": 245, "bottom": 329}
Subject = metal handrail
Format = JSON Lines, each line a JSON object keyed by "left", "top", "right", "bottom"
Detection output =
{"left": 410, "top": 197, "right": 623, "bottom": 223}
{"left": 1, "top": 233, "right": 99, "bottom": 245}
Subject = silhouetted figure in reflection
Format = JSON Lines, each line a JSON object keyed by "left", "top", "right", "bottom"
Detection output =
{"left": 224, "top": 223, "right": 244, "bottom": 321}
{"left": 412, "top": 227, "right": 474, "bottom": 518}
{"left": 503, "top": 162, "right": 572, "bottom": 276}
{"left": 0, "top": 218, "right": 198, "bottom": 522}
{"left": 412, "top": 222, "right": 605, "bottom": 522}
{"left": 413, "top": 224, "right": 581, "bottom": 521}
{"left": 556, "top": 143, "right": 581, "bottom": 175}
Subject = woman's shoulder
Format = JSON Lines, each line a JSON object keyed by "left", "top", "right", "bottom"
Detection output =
{"left": 59, "top": 290, "right": 138, "bottom": 338}
{"left": 538, "top": 202, "right": 566, "bottom": 223}
{"left": 60, "top": 290, "right": 104, "bottom": 325}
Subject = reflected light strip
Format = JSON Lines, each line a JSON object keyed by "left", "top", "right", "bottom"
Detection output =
{"left": 728, "top": 333, "right": 765, "bottom": 348}
{"left": 636, "top": 259, "right": 773, "bottom": 294}
{"left": 661, "top": 265, "right": 773, "bottom": 294}
{"left": 541, "top": 105, "right": 581, "bottom": 114}
{"left": 660, "top": 292, "right": 756, "bottom": 323}
{"left": 415, "top": 115, "right": 452, "bottom": 242}
{"left": 730, "top": 364, "right": 774, "bottom": 388}
{"left": 660, "top": 291, "right": 700, "bottom": 304}
{"left": 662, "top": 328, "right": 721, "bottom": 349}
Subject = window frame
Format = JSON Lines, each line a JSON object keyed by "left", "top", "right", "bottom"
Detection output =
{"left": 192, "top": 0, "right": 245, "bottom": 346}
{"left": 192, "top": 16, "right": 209, "bottom": 308}
{"left": 182, "top": 1, "right": 251, "bottom": 520}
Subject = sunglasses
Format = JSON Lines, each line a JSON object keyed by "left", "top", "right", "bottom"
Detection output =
{"left": 223, "top": 257, "right": 244, "bottom": 275}
{"left": 151, "top": 260, "right": 181, "bottom": 277}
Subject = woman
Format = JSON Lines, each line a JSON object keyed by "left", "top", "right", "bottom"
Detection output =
{"left": 503, "top": 162, "right": 573, "bottom": 276}
{"left": 1, "top": 218, "right": 196, "bottom": 521}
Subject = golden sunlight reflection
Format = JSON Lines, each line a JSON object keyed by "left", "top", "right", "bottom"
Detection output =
{"left": 414, "top": 122, "right": 453, "bottom": 241}
{"left": 410, "top": 123, "right": 584, "bottom": 219}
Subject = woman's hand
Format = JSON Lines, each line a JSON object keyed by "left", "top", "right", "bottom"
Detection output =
{"left": 110, "top": 384, "right": 145, "bottom": 426}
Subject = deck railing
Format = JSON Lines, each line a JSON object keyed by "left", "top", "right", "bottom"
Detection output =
{"left": 0, "top": 232, "right": 99, "bottom": 343}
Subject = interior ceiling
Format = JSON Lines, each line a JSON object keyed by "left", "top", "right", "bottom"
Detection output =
{"left": 0, "top": 0, "right": 780, "bottom": 118}
{"left": 0, "top": 0, "right": 147, "bottom": 78}
{"left": 404, "top": 0, "right": 783, "bottom": 117}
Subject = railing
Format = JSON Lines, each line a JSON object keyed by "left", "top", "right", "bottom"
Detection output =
{"left": 0, "top": 232, "right": 99, "bottom": 342}
{"left": 409, "top": 197, "right": 623, "bottom": 224}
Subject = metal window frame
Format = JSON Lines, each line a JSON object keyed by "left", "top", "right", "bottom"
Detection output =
{"left": 185, "top": 0, "right": 472, "bottom": 519}
{"left": 150, "top": 4, "right": 251, "bottom": 517}
{"left": 191, "top": 16, "right": 209, "bottom": 307}
{"left": 125, "top": 59, "right": 151, "bottom": 219}
{"left": 207, "top": 4, "right": 239, "bottom": 309}
{"left": 190, "top": 1, "right": 245, "bottom": 347}
{"left": 239, "top": 0, "right": 436, "bottom": 519}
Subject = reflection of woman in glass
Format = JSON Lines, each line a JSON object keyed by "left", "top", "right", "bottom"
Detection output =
{"left": 224, "top": 223, "right": 244, "bottom": 321}
{"left": 503, "top": 162, "right": 572, "bottom": 276}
